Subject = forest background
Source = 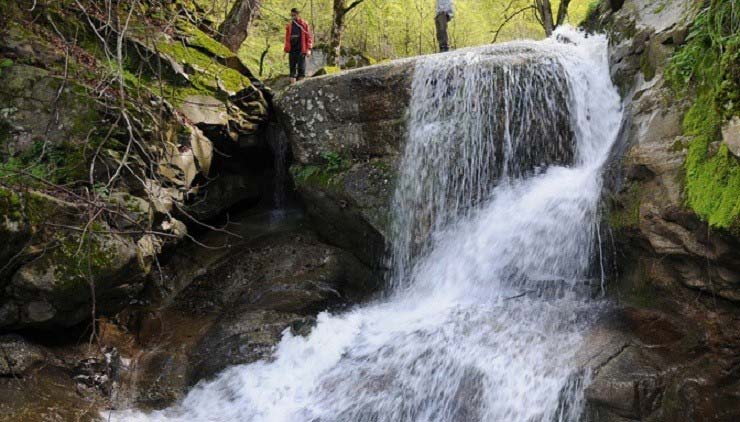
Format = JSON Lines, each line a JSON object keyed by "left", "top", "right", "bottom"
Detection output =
{"left": 196, "top": 0, "right": 596, "bottom": 78}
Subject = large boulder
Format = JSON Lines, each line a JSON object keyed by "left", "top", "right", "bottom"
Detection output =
{"left": 0, "top": 189, "right": 143, "bottom": 329}
{"left": 107, "top": 216, "right": 381, "bottom": 410}
{"left": 579, "top": 307, "right": 740, "bottom": 422}
{"left": 276, "top": 62, "right": 413, "bottom": 265}
{"left": 276, "top": 48, "right": 576, "bottom": 266}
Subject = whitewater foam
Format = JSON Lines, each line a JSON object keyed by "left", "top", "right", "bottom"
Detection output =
{"left": 109, "top": 26, "right": 623, "bottom": 422}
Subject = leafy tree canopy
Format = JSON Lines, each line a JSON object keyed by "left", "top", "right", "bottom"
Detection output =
{"left": 197, "top": 0, "right": 594, "bottom": 78}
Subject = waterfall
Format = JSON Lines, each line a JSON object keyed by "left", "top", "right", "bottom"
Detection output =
{"left": 111, "top": 27, "right": 622, "bottom": 422}
{"left": 390, "top": 44, "right": 576, "bottom": 286}
{"left": 267, "top": 122, "right": 290, "bottom": 219}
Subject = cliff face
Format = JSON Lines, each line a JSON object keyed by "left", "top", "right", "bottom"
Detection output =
{"left": 594, "top": 0, "right": 739, "bottom": 303}
{"left": 0, "top": 0, "right": 271, "bottom": 330}
{"left": 584, "top": 0, "right": 740, "bottom": 420}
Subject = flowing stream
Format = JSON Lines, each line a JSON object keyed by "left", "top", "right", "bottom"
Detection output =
{"left": 113, "top": 27, "right": 622, "bottom": 422}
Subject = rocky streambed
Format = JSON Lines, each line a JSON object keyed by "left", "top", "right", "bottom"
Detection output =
{"left": 1, "top": 0, "right": 739, "bottom": 421}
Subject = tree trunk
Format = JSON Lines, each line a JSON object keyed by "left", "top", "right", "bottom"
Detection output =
{"left": 218, "top": 0, "right": 261, "bottom": 53}
{"left": 328, "top": 0, "right": 346, "bottom": 67}
{"left": 556, "top": 0, "right": 572, "bottom": 26}
{"left": 535, "top": 0, "right": 555, "bottom": 36}
{"left": 328, "top": 0, "right": 366, "bottom": 67}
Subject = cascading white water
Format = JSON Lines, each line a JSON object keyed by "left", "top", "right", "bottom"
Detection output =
{"left": 111, "top": 27, "right": 622, "bottom": 422}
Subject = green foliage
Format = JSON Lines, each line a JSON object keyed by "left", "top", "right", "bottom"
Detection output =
{"left": 0, "top": 139, "right": 88, "bottom": 185}
{"left": 291, "top": 151, "right": 348, "bottom": 187}
{"left": 585, "top": 0, "right": 600, "bottom": 17}
{"left": 666, "top": 0, "right": 740, "bottom": 230}
{"left": 196, "top": 0, "right": 592, "bottom": 79}
{"left": 322, "top": 151, "right": 344, "bottom": 172}
{"left": 0, "top": 58, "right": 13, "bottom": 76}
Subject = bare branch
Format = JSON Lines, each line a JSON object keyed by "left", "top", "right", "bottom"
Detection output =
{"left": 492, "top": 6, "right": 536, "bottom": 44}
{"left": 344, "top": 0, "right": 367, "bottom": 14}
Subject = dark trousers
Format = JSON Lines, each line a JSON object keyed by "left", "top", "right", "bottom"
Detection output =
{"left": 435, "top": 12, "right": 450, "bottom": 52}
{"left": 289, "top": 51, "right": 306, "bottom": 79}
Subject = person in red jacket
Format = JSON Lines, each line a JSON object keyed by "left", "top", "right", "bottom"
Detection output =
{"left": 284, "top": 8, "right": 313, "bottom": 84}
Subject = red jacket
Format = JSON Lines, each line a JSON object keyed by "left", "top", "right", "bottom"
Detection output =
{"left": 284, "top": 18, "right": 313, "bottom": 54}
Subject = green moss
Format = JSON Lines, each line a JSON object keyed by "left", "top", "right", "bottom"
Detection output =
{"left": 670, "top": 139, "right": 687, "bottom": 152}
{"left": 0, "top": 186, "right": 23, "bottom": 222}
{"left": 665, "top": 0, "right": 740, "bottom": 230}
{"left": 50, "top": 231, "right": 117, "bottom": 294}
{"left": 685, "top": 139, "right": 740, "bottom": 230}
{"left": 608, "top": 184, "right": 642, "bottom": 230}
{"left": 0, "top": 58, "right": 13, "bottom": 76}
{"left": 315, "top": 66, "right": 341, "bottom": 76}
{"left": 0, "top": 137, "right": 92, "bottom": 186}
{"left": 371, "top": 160, "right": 391, "bottom": 173}
{"left": 640, "top": 51, "right": 656, "bottom": 81}
{"left": 156, "top": 39, "right": 252, "bottom": 94}
{"left": 22, "top": 190, "right": 60, "bottom": 227}
{"left": 177, "top": 21, "right": 234, "bottom": 59}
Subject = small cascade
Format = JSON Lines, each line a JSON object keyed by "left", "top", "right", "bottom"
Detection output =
{"left": 267, "top": 122, "right": 290, "bottom": 219}
{"left": 111, "top": 27, "right": 623, "bottom": 422}
{"left": 390, "top": 46, "right": 577, "bottom": 286}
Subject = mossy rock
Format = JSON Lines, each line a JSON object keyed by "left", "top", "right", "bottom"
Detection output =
{"left": 0, "top": 189, "right": 144, "bottom": 328}
{"left": 663, "top": 0, "right": 740, "bottom": 231}
{"left": 313, "top": 66, "right": 341, "bottom": 77}
{"left": 0, "top": 64, "right": 105, "bottom": 185}
{"left": 7, "top": 228, "right": 139, "bottom": 327}
{"left": 607, "top": 183, "right": 642, "bottom": 232}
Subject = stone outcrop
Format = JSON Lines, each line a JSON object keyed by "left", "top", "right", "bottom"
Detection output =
{"left": 276, "top": 62, "right": 413, "bottom": 265}
{"left": 0, "top": 0, "right": 271, "bottom": 329}
{"left": 275, "top": 48, "right": 576, "bottom": 267}
{"left": 583, "top": 0, "right": 740, "bottom": 420}
{"left": 106, "top": 211, "right": 379, "bottom": 410}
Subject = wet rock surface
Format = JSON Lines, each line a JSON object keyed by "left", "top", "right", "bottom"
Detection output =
{"left": 102, "top": 209, "right": 379, "bottom": 411}
{"left": 0, "top": 208, "right": 381, "bottom": 416}
{"left": 590, "top": 0, "right": 740, "bottom": 420}
{"left": 276, "top": 50, "right": 576, "bottom": 267}
{"left": 581, "top": 307, "right": 740, "bottom": 422}
{"left": 275, "top": 62, "right": 413, "bottom": 265}
{"left": 0, "top": 333, "right": 122, "bottom": 422}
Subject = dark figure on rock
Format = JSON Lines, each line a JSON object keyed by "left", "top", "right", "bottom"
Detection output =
{"left": 284, "top": 8, "right": 313, "bottom": 84}
{"left": 435, "top": 0, "right": 454, "bottom": 52}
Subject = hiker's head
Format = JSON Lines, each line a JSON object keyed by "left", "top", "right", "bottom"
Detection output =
{"left": 290, "top": 8, "right": 300, "bottom": 20}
